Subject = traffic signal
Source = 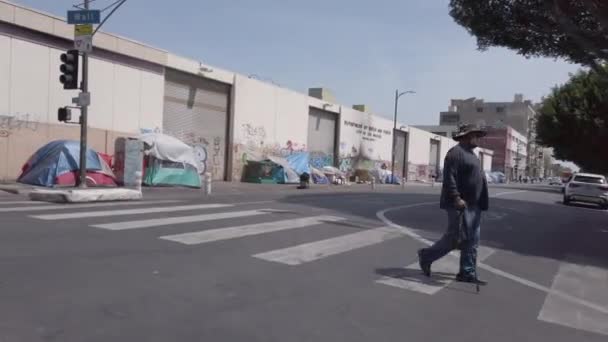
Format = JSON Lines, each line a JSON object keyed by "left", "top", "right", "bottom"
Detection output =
{"left": 59, "top": 50, "right": 79, "bottom": 89}
{"left": 58, "top": 107, "right": 72, "bottom": 122}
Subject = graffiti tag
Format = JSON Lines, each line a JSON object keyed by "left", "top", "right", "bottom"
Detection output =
{"left": 0, "top": 113, "right": 39, "bottom": 137}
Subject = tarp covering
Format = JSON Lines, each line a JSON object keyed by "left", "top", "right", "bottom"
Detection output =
{"left": 267, "top": 156, "right": 299, "bottom": 184}
{"left": 143, "top": 158, "right": 201, "bottom": 188}
{"left": 140, "top": 133, "right": 202, "bottom": 188}
{"left": 140, "top": 133, "right": 201, "bottom": 172}
{"left": 310, "top": 167, "right": 329, "bottom": 184}
{"left": 285, "top": 152, "right": 310, "bottom": 175}
{"left": 18, "top": 140, "right": 117, "bottom": 187}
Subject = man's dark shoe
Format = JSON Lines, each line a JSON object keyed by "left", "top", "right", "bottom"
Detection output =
{"left": 417, "top": 249, "right": 431, "bottom": 277}
{"left": 455, "top": 273, "right": 487, "bottom": 285}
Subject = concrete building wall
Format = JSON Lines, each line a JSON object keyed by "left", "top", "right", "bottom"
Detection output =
{"left": 338, "top": 106, "right": 393, "bottom": 175}
{"left": 231, "top": 74, "right": 310, "bottom": 180}
{"left": 0, "top": 1, "right": 488, "bottom": 184}
{"left": 0, "top": 32, "right": 164, "bottom": 181}
{"left": 440, "top": 95, "right": 535, "bottom": 136}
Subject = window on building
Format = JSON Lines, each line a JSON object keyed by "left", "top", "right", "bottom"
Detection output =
{"left": 476, "top": 107, "right": 483, "bottom": 113}
{"left": 496, "top": 107, "right": 504, "bottom": 113}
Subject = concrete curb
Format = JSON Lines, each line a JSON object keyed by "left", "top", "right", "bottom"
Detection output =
{"left": 0, "top": 184, "right": 38, "bottom": 195}
{"left": 28, "top": 188, "right": 143, "bottom": 203}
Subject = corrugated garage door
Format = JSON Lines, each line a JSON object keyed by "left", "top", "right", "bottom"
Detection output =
{"left": 394, "top": 130, "right": 408, "bottom": 179}
{"left": 429, "top": 139, "right": 440, "bottom": 177}
{"left": 163, "top": 70, "right": 230, "bottom": 181}
{"left": 307, "top": 108, "right": 337, "bottom": 168}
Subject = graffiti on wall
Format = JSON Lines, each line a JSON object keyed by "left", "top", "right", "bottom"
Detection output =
{"left": 309, "top": 152, "right": 333, "bottom": 169}
{"left": 0, "top": 113, "right": 39, "bottom": 138}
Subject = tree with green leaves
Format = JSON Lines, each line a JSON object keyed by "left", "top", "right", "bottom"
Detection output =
{"left": 449, "top": 0, "right": 608, "bottom": 74}
{"left": 536, "top": 66, "right": 608, "bottom": 173}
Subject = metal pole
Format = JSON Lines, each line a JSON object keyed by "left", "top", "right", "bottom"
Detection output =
{"left": 391, "top": 89, "right": 398, "bottom": 184}
{"left": 78, "top": 0, "right": 90, "bottom": 188}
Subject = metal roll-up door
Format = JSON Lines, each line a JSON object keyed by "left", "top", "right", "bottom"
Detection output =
{"left": 163, "top": 70, "right": 230, "bottom": 181}
{"left": 307, "top": 108, "right": 337, "bottom": 168}
{"left": 429, "top": 139, "right": 440, "bottom": 178}
{"left": 394, "top": 130, "right": 408, "bottom": 178}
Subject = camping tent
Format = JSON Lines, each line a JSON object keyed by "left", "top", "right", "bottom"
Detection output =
{"left": 267, "top": 156, "right": 300, "bottom": 184}
{"left": 140, "top": 133, "right": 201, "bottom": 188}
{"left": 18, "top": 140, "right": 117, "bottom": 187}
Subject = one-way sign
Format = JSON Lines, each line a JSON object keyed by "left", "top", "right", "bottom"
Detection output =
{"left": 67, "top": 10, "right": 101, "bottom": 25}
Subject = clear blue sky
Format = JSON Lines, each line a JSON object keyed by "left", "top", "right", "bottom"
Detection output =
{"left": 16, "top": 0, "right": 580, "bottom": 125}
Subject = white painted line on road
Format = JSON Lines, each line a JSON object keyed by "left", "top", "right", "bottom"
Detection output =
{"left": 253, "top": 226, "right": 402, "bottom": 265}
{"left": 376, "top": 203, "right": 608, "bottom": 316}
{"left": 538, "top": 260, "right": 608, "bottom": 336}
{"left": 493, "top": 190, "right": 528, "bottom": 197}
{"left": 376, "top": 247, "right": 495, "bottom": 294}
{"left": 31, "top": 203, "right": 233, "bottom": 220}
{"left": 90, "top": 209, "right": 284, "bottom": 231}
{"left": 0, "top": 200, "right": 181, "bottom": 213}
{"left": 160, "top": 215, "right": 345, "bottom": 245}
{"left": 0, "top": 201, "right": 51, "bottom": 205}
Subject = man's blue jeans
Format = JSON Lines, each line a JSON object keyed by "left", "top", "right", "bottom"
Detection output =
{"left": 419, "top": 206, "right": 481, "bottom": 277}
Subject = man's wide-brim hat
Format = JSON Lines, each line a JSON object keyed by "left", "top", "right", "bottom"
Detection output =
{"left": 452, "top": 123, "right": 487, "bottom": 141}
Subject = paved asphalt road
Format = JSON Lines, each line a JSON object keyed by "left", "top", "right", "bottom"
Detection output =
{"left": 0, "top": 184, "right": 607, "bottom": 341}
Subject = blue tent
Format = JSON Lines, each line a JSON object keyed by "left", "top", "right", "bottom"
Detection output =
{"left": 18, "top": 140, "right": 116, "bottom": 187}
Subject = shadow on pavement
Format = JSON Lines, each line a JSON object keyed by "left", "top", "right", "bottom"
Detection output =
{"left": 282, "top": 192, "right": 608, "bottom": 269}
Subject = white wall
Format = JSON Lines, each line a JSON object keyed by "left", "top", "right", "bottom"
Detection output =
{"left": 339, "top": 107, "right": 393, "bottom": 163}
{"left": 0, "top": 35, "right": 164, "bottom": 134}
{"left": 232, "top": 74, "right": 309, "bottom": 160}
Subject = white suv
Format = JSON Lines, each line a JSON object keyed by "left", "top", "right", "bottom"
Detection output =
{"left": 563, "top": 173, "right": 608, "bottom": 209}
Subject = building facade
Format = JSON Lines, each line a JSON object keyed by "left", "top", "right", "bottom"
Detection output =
{"left": 0, "top": 1, "right": 479, "bottom": 182}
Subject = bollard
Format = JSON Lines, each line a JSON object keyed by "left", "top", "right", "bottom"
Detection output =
{"left": 371, "top": 177, "right": 376, "bottom": 190}
{"left": 402, "top": 179, "right": 406, "bottom": 189}
{"left": 134, "top": 171, "right": 142, "bottom": 192}
{"left": 355, "top": 176, "right": 360, "bottom": 184}
{"left": 203, "top": 172, "right": 212, "bottom": 195}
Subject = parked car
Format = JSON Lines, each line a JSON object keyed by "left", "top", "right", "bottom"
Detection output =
{"left": 548, "top": 177, "right": 562, "bottom": 186}
{"left": 563, "top": 173, "right": 608, "bottom": 209}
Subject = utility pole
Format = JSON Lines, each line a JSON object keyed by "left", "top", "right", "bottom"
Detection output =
{"left": 78, "top": 0, "right": 90, "bottom": 188}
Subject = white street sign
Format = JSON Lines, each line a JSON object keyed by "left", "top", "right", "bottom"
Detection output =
{"left": 74, "top": 35, "right": 92, "bottom": 53}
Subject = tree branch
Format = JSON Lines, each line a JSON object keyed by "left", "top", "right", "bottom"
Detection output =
{"left": 545, "top": 0, "right": 608, "bottom": 61}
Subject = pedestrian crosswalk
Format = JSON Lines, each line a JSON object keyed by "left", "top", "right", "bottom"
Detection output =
{"left": 2, "top": 197, "right": 607, "bottom": 337}
{"left": 160, "top": 215, "right": 345, "bottom": 245}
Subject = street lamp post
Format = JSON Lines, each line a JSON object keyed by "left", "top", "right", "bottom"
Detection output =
{"left": 391, "top": 89, "right": 415, "bottom": 184}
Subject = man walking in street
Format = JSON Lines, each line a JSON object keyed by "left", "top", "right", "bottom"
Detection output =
{"left": 417, "top": 123, "right": 489, "bottom": 285}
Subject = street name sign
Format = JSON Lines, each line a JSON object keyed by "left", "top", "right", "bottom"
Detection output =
{"left": 67, "top": 10, "right": 101, "bottom": 25}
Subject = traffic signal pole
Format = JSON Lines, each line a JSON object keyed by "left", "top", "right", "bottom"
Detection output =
{"left": 78, "top": 0, "right": 90, "bottom": 188}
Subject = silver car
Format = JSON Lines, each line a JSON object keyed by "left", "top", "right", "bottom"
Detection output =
{"left": 563, "top": 173, "right": 608, "bottom": 209}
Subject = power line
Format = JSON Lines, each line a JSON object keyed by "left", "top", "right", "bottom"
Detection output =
{"left": 101, "top": 0, "right": 123, "bottom": 12}
{"left": 72, "top": 0, "right": 101, "bottom": 9}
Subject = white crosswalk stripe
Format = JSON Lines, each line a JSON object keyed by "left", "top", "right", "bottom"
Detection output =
{"left": 375, "top": 246, "right": 495, "bottom": 294}
{"left": 0, "top": 201, "right": 51, "bottom": 205}
{"left": 30, "top": 203, "right": 232, "bottom": 220}
{"left": 90, "top": 209, "right": 286, "bottom": 231}
{"left": 253, "top": 226, "right": 402, "bottom": 265}
{"left": 160, "top": 215, "right": 345, "bottom": 245}
{"left": 538, "top": 259, "right": 608, "bottom": 336}
{"left": 0, "top": 200, "right": 181, "bottom": 212}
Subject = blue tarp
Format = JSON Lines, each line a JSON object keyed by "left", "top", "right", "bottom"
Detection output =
{"left": 285, "top": 152, "right": 310, "bottom": 175}
{"left": 18, "top": 140, "right": 105, "bottom": 187}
